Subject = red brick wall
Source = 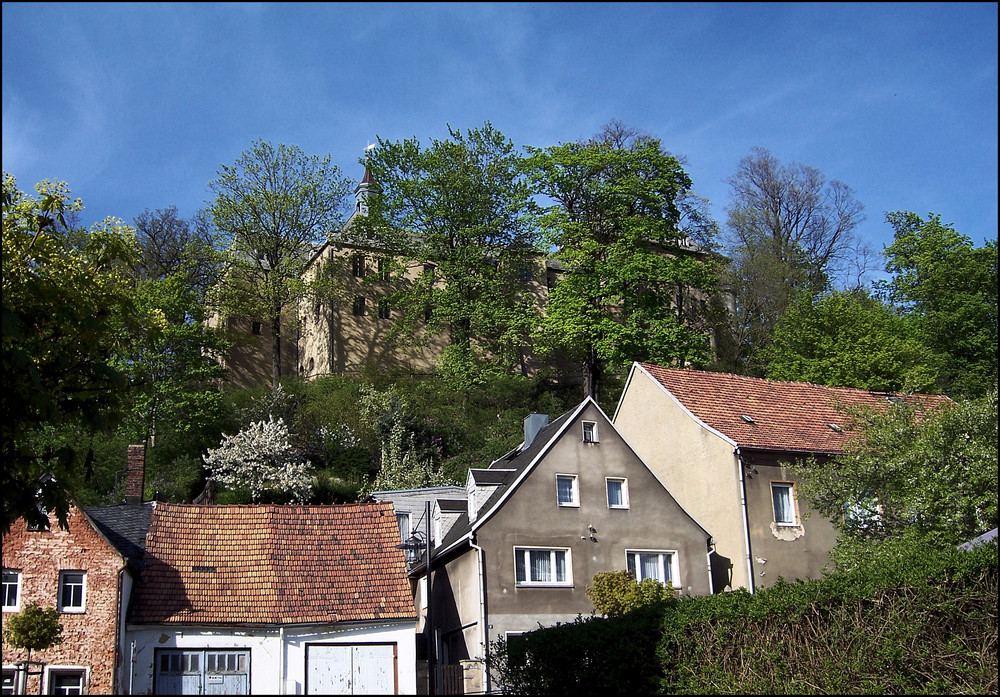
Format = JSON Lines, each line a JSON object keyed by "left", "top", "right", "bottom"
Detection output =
{"left": 2, "top": 507, "right": 124, "bottom": 694}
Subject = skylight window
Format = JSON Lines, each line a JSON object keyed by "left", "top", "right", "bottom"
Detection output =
{"left": 828, "top": 423, "right": 842, "bottom": 432}
{"left": 740, "top": 415, "right": 755, "bottom": 423}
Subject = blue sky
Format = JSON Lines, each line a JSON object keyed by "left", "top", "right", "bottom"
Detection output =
{"left": 3, "top": 2, "right": 997, "bottom": 269}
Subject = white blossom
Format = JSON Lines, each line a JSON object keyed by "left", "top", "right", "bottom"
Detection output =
{"left": 204, "top": 416, "right": 313, "bottom": 503}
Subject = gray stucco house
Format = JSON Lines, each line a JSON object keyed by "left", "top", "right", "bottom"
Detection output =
{"left": 378, "top": 396, "right": 713, "bottom": 693}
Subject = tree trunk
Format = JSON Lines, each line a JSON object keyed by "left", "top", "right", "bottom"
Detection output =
{"left": 270, "top": 309, "right": 282, "bottom": 387}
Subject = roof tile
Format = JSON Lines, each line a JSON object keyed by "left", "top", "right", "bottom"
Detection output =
{"left": 130, "top": 502, "right": 415, "bottom": 626}
{"left": 638, "top": 363, "right": 952, "bottom": 454}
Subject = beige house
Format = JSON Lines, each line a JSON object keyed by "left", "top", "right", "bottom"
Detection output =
{"left": 377, "top": 398, "right": 714, "bottom": 693}
{"left": 612, "top": 362, "right": 953, "bottom": 593}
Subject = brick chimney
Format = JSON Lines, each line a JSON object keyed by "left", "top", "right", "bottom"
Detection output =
{"left": 125, "top": 444, "right": 146, "bottom": 504}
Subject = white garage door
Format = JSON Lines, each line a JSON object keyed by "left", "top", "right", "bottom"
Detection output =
{"left": 306, "top": 643, "right": 396, "bottom": 695}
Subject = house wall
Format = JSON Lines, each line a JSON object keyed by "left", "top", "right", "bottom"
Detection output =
{"left": 740, "top": 452, "right": 839, "bottom": 587}
{"left": 2, "top": 508, "right": 124, "bottom": 695}
{"left": 475, "top": 402, "right": 712, "bottom": 647}
{"left": 613, "top": 369, "right": 752, "bottom": 591}
{"left": 297, "top": 247, "right": 446, "bottom": 378}
{"left": 210, "top": 314, "right": 299, "bottom": 389}
{"left": 126, "top": 621, "right": 417, "bottom": 695}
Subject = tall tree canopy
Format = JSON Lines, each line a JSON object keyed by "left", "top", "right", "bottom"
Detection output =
{"left": 2, "top": 172, "right": 155, "bottom": 532}
{"left": 722, "top": 147, "right": 868, "bottom": 375}
{"left": 525, "top": 122, "right": 722, "bottom": 402}
{"left": 764, "top": 288, "right": 939, "bottom": 393}
{"left": 345, "top": 123, "right": 541, "bottom": 386}
{"left": 878, "top": 211, "right": 997, "bottom": 398}
{"left": 209, "top": 140, "right": 354, "bottom": 386}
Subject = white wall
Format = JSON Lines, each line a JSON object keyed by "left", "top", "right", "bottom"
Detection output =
{"left": 125, "top": 621, "right": 417, "bottom": 695}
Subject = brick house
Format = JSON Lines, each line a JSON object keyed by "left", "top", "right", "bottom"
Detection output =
{"left": 125, "top": 501, "right": 418, "bottom": 695}
{"left": 2, "top": 446, "right": 153, "bottom": 695}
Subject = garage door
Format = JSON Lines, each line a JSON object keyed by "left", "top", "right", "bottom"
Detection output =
{"left": 155, "top": 649, "right": 249, "bottom": 695}
{"left": 306, "top": 643, "right": 396, "bottom": 695}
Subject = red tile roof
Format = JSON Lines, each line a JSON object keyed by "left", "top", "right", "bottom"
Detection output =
{"left": 637, "top": 363, "right": 952, "bottom": 454}
{"left": 131, "top": 502, "right": 415, "bottom": 626}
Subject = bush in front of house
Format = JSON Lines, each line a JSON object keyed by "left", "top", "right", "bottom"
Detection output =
{"left": 488, "top": 538, "right": 997, "bottom": 695}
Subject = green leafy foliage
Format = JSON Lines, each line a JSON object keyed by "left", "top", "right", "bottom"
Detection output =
{"left": 793, "top": 388, "right": 997, "bottom": 550}
{"left": 764, "top": 288, "right": 940, "bottom": 392}
{"left": 346, "top": 123, "right": 541, "bottom": 388}
{"left": 878, "top": 211, "right": 998, "bottom": 398}
{"left": 209, "top": 139, "right": 354, "bottom": 385}
{"left": 2, "top": 172, "right": 156, "bottom": 532}
{"left": 3, "top": 602, "right": 64, "bottom": 656}
{"left": 586, "top": 569, "right": 675, "bottom": 617}
{"left": 525, "top": 124, "right": 721, "bottom": 401}
{"left": 489, "top": 541, "right": 997, "bottom": 695}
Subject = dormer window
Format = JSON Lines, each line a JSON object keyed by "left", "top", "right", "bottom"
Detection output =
{"left": 556, "top": 474, "right": 579, "bottom": 507}
{"left": 582, "top": 421, "right": 598, "bottom": 443}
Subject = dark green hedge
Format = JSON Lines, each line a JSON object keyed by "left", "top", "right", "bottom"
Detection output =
{"left": 488, "top": 541, "right": 998, "bottom": 695}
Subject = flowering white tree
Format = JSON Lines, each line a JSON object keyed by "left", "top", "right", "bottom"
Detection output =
{"left": 204, "top": 416, "right": 313, "bottom": 503}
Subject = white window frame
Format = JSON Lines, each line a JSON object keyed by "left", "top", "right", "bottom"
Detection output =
{"left": 771, "top": 482, "right": 799, "bottom": 526}
{"left": 3, "top": 667, "right": 19, "bottom": 695}
{"left": 582, "top": 421, "right": 599, "bottom": 443}
{"left": 2, "top": 570, "right": 20, "bottom": 612}
{"left": 513, "top": 547, "right": 572, "bottom": 587}
{"left": 555, "top": 474, "right": 579, "bottom": 507}
{"left": 606, "top": 477, "right": 629, "bottom": 509}
{"left": 44, "top": 666, "right": 87, "bottom": 696}
{"left": 626, "top": 549, "right": 678, "bottom": 587}
{"left": 58, "top": 571, "right": 86, "bottom": 613}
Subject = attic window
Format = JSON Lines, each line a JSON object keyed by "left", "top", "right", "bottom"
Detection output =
{"left": 887, "top": 396, "right": 903, "bottom": 405}
{"left": 582, "top": 421, "right": 599, "bottom": 443}
{"left": 829, "top": 423, "right": 842, "bottom": 433}
{"left": 740, "top": 415, "right": 755, "bottom": 424}
{"left": 192, "top": 565, "right": 216, "bottom": 573}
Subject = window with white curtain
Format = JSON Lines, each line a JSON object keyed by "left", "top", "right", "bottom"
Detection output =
{"left": 514, "top": 548, "right": 571, "bottom": 586}
{"left": 771, "top": 482, "right": 798, "bottom": 525}
{"left": 606, "top": 478, "right": 628, "bottom": 509}
{"left": 555, "top": 474, "right": 579, "bottom": 507}
{"left": 626, "top": 550, "right": 677, "bottom": 586}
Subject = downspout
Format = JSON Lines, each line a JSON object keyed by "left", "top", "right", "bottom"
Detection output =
{"left": 279, "top": 626, "right": 286, "bottom": 694}
{"left": 469, "top": 537, "right": 490, "bottom": 695}
{"left": 735, "top": 448, "right": 756, "bottom": 593}
{"left": 113, "top": 567, "right": 124, "bottom": 695}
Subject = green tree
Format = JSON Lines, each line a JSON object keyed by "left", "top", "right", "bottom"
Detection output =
{"left": 764, "top": 288, "right": 940, "bottom": 392}
{"left": 2, "top": 602, "right": 64, "bottom": 665}
{"left": 2, "top": 172, "right": 154, "bottom": 533}
{"left": 586, "top": 569, "right": 674, "bottom": 617}
{"left": 525, "top": 122, "right": 721, "bottom": 401}
{"left": 878, "top": 211, "right": 998, "bottom": 398}
{"left": 722, "top": 147, "right": 868, "bottom": 375}
{"left": 209, "top": 140, "right": 354, "bottom": 386}
{"left": 793, "top": 387, "right": 998, "bottom": 550}
{"left": 345, "top": 123, "right": 541, "bottom": 388}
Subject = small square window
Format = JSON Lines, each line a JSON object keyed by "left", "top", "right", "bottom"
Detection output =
{"left": 251, "top": 321, "right": 262, "bottom": 335}
{"left": 58, "top": 571, "right": 86, "bottom": 613}
{"left": 2, "top": 569, "right": 20, "bottom": 611}
{"left": 556, "top": 475, "right": 579, "bottom": 507}
{"left": 606, "top": 478, "right": 629, "bottom": 509}
{"left": 771, "top": 482, "right": 798, "bottom": 526}
{"left": 582, "top": 421, "right": 598, "bottom": 443}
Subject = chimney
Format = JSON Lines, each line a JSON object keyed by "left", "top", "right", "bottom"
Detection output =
{"left": 125, "top": 444, "right": 146, "bottom": 504}
{"left": 523, "top": 413, "right": 549, "bottom": 449}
